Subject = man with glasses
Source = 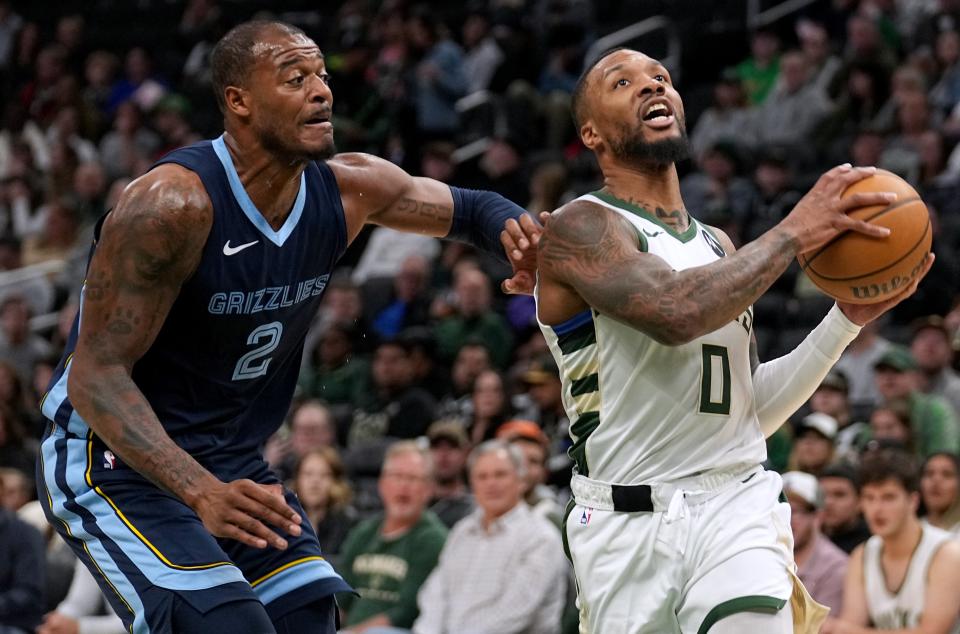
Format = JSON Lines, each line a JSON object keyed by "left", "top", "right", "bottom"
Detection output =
{"left": 338, "top": 442, "right": 447, "bottom": 633}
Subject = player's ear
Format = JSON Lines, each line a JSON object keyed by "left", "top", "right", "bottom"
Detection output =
{"left": 580, "top": 121, "right": 601, "bottom": 151}
{"left": 224, "top": 85, "right": 251, "bottom": 118}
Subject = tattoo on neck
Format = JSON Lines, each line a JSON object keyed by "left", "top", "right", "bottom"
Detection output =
{"left": 620, "top": 194, "right": 689, "bottom": 231}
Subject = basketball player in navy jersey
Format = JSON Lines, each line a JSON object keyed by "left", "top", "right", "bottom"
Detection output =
{"left": 37, "top": 20, "right": 541, "bottom": 633}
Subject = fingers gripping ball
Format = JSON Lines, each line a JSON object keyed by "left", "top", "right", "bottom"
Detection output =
{"left": 798, "top": 169, "right": 931, "bottom": 304}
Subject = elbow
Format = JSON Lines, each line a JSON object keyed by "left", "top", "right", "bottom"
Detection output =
{"left": 646, "top": 323, "right": 698, "bottom": 346}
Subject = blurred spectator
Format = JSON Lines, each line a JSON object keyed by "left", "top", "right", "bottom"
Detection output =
{"left": 526, "top": 162, "right": 568, "bottom": 216}
{"left": 920, "top": 451, "right": 960, "bottom": 536}
{"left": 98, "top": 100, "right": 161, "bottom": 181}
{"left": 301, "top": 322, "right": 369, "bottom": 407}
{"left": 788, "top": 412, "right": 838, "bottom": 477}
{"left": 294, "top": 447, "right": 358, "bottom": 567}
{"left": 740, "top": 146, "right": 803, "bottom": 243}
{"left": 406, "top": 7, "right": 467, "bottom": 139}
{"left": 413, "top": 440, "right": 566, "bottom": 634}
{"left": 0, "top": 2, "right": 23, "bottom": 70}
{"left": 435, "top": 268, "right": 513, "bottom": 368}
{"left": 466, "top": 370, "right": 512, "bottom": 444}
{"left": 783, "top": 471, "right": 848, "bottom": 614}
{"left": 873, "top": 345, "right": 960, "bottom": 456}
{"left": 348, "top": 340, "right": 437, "bottom": 448}
{"left": 811, "top": 370, "right": 869, "bottom": 460}
{"left": 0, "top": 467, "right": 30, "bottom": 511}
{"left": 372, "top": 255, "right": 433, "bottom": 340}
{"left": 496, "top": 419, "right": 561, "bottom": 525}
{"left": 910, "top": 315, "right": 960, "bottom": 415}
{"left": 18, "top": 44, "right": 67, "bottom": 128}
{"left": 46, "top": 107, "right": 97, "bottom": 165}
{"left": 930, "top": 29, "right": 960, "bottom": 114}
{"left": 81, "top": 50, "right": 119, "bottom": 131}
{"left": 265, "top": 399, "right": 337, "bottom": 481}
{"left": 735, "top": 29, "right": 781, "bottom": 105}
{"left": 70, "top": 161, "right": 107, "bottom": 224}
{"left": 151, "top": 94, "right": 200, "bottom": 156}
{"left": 351, "top": 228, "right": 440, "bottom": 286}
{"left": 798, "top": 18, "right": 843, "bottom": 92}
{"left": 16, "top": 500, "right": 74, "bottom": 612}
{"left": 339, "top": 441, "right": 447, "bottom": 632}
{"left": 435, "top": 340, "right": 492, "bottom": 422}
{"left": 913, "top": 0, "right": 960, "bottom": 54}
{"left": 752, "top": 50, "right": 833, "bottom": 150}
{"left": 0, "top": 295, "right": 52, "bottom": 384}
{"left": 819, "top": 462, "right": 873, "bottom": 554}
{"left": 843, "top": 12, "right": 898, "bottom": 74}
{"left": 689, "top": 73, "right": 753, "bottom": 163}
{"left": 836, "top": 320, "right": 892, "bottom": 419}
{"left": 823, "top": 450, "right": 960, "bottom": 633}
{"left": 538, "top": 22, "right": 584, "bottom": 96}
{"left": 106, "top": 47, "right": 168, "bottom": 114}
{"left": 680, "top": 142, "right": 755, "bottom": 234}
{"left": 400, "top": 327, "right": 449, "bottom": 402}
{"left": 461, "top": 8, "right": 503, "bottom": 94}
{"left": 426, "top": 421, "right": 474, "bottom": 529}
{"left": 0, "top": 471, "right": 45, "bottom": 633}
{"left": 21, "top": 198, "right": 82, "bottom": 267}
{"left": 820, "top": 62, "right": 890, "bottom": 160}
{"left": 329, "top": 29, "right": 390, "bottom": 155}
{"left": 518, "top": 354, "right": 567, "bottom": 454}
{"left": 36, "top": 557, "right": 124, "bottom": 634}
{"left": 869, "top": 398, "right": 916, "bottom": 454}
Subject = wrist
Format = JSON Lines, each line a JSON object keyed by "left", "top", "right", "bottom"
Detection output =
{"left": 181, "top": 473, "right": 223, "bottom": 510}
{"left": 769, "top": 224, "right": 802, "bottom": 255}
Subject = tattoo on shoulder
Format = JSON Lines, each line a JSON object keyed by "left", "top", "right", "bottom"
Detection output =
{"left": 396, "top": 197, "right": 452, "bottom": 223}
{"left": 539, "top": 203, "right": 637, "bottom": 283}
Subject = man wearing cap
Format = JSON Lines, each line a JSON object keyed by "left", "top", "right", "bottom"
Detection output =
{"left": 874, "top": 345, "right": 960, "bottom": 457}
{"left": 426, "top": 421, "right": 475, "bottom": 529}
{"left": 519, "top": 354, "right": 568, "bottom": 452}
{"left": 910, "top": 316, "right": 960, "bottom": 416}
{"left": 811, "top": 370, "right": 870, "bottom": 461}
{"left": 790, "top": 413, "right": 839, "bottom": 477}
{"left": 819, "top": 464, "right": 872, "bottom": 554}
{"left": 783, "top": 471, "right": 849, "bottom": 614}
{"left": 496, "top": 419, "right": 562, "bottom": 525}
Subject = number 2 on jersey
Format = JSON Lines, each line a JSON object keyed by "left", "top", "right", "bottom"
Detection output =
{"left": 699, "top": 344, "right": 730, "bottom": 415}
{"left": 233, "top": 321, "right": 283, "bottom": 381}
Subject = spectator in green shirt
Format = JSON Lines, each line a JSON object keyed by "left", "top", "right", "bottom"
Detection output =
{"left": 434, "top": 267, "right": 513, "bottom": 369}
{"left": 874, "top": 345, "right": 960, "bottom": 457}
{"left": 338, "top": 441, "right": 447, "bottom": 631}
{"left": 734, "top": 29, "right": 781, "bottom": 105}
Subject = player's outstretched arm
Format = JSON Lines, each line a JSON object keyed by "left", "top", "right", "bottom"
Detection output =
{"left": 538, "top": 164, "right": 896, "bottom": 345}
{"left": 328, "top": 152, "right": 540, "bottom": 293}
{"left": 68, "top": 165, "right": 300, "bottom": 550}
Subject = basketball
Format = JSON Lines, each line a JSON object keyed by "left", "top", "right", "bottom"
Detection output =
{"left": 798, "top": 169, "right": 931, "bottom": 305}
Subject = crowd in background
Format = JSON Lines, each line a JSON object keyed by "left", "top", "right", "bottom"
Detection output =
{"left": 1, "top": 0, "right": 960, "bottom": 632}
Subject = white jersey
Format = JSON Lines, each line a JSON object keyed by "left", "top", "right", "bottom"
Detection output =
{"left": 536, "top": 192, "right": 765, "bottom": 484}
{"left": 863, "top": 523, "right": 958, "bottom": 632}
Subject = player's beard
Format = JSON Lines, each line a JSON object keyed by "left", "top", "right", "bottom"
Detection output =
{"left": 259, "top": 120, "right": 337, "bottom": 163}
{"left": 611, "top": 119, "right": 690, "bottom": 167}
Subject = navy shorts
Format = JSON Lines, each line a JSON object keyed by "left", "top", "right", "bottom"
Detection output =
{"left": 37, "top": 424, "right": 352, "bottom": 633}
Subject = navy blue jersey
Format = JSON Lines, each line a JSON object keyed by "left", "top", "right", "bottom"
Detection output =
{"left": 42, "top": 135, "right": 347, "bottom": 475}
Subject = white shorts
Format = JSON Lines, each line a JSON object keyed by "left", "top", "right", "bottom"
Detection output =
{"left": 564, "top": 466, "right": 795, "bottom": 634}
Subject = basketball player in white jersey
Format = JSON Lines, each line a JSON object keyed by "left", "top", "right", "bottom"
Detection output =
{"left": 535, "top": 48, "right": 934, "bottom": 634}
{"left": 822, "top": 450, "right": 960, "bottom": 633}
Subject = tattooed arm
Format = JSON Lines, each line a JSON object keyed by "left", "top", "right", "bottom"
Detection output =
{"left": 329, "top": 152, "right": 541, "bottom": 293}
{"left": 68, "top": 165, "right": 300, "bottom": 550}
{"left": 537, "top": 165, "right": 896, "bottom": 345}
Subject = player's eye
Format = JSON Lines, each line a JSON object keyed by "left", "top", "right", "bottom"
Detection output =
{"left": 654, "top": 74, "right": 667, "bottom": 82}
{"left": 318, "top": 72, "right": 331, "bottom": 85}
{"left": 614, "top": 78, "right": 629, "bottom": 89}
{"left": 288, "top": 75, "right": 305, "bottom": 86}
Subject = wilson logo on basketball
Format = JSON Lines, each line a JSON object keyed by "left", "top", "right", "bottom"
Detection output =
{"left": 850, "top": 253, "right": 928, "bottom": 300}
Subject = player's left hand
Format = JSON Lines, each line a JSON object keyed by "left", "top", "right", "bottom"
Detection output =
{"left": 37, "top": 612, "right": 80, "bottom": 634}
{"left": 501, "top": 211, "right": 550, "bottom": 295}
{"left": 837, "top": 253, "right": 934, "bottom": 326}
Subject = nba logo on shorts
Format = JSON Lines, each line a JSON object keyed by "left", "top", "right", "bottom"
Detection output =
{"left": 103, "top": 450, "right": 116, "bottom": 470}
{"left": 580, "top": 508, "right": 592, "bottom": 525}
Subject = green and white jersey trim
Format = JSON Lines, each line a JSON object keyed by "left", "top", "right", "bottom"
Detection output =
{"left": 535, "top": 192, "right": 766, "bottom": 484}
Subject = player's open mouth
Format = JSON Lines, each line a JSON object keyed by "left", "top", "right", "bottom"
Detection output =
{"left": 304, "top": 113, "right": 333, "bottom": 131}
{"left": 641, "top": 100, "right": 675, "bottom": 130}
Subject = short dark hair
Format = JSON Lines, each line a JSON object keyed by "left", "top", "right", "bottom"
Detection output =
{"left": 820, "top": 461, "right": 859, "bottom": 489}
{"left": 571, "top": 47, "right": 630, "bottom": 131}
{"left": 859, "top": 448, "right": 919, "bottom": 494}
{"left": 210, "top": 20, "right": 308, "bottom": 114}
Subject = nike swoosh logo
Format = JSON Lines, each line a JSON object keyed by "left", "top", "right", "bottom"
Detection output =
{"left": 223, "top": 240, "right": 259, "bottom": 256}
{"left": 642, "top": 229, "right": 662, "bottom": 237}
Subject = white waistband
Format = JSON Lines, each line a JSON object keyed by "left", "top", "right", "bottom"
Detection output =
{"left": 570, "top": 463, "right": 761, "bottom": 512}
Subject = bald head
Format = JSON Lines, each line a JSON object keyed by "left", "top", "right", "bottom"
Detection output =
{"left": 210, "top": 20, "right": 311, "bottom": 114}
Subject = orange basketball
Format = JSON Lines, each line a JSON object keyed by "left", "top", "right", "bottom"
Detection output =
{"left": 797, "top": 169, "right": 931, "bottom": 305}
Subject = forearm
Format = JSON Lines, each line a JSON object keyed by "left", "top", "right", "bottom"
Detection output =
{"left": 69, "top": 363, "right": 218, "bottom": 506}
{"left": 448, "top": 186, "right": 526, "bottom": 262}
{"left": 753, "top": 304, "right": 860, "bottom": 437}
{"left": 587, "top": 227, "right": 800, "bottom": 345}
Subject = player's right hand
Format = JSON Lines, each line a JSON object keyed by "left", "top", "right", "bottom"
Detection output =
{"left": 779, "top": 164, "right": 896, "bottom": 253}
{"left": 192, "top": 479, "right": 302, "bottom": 550}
